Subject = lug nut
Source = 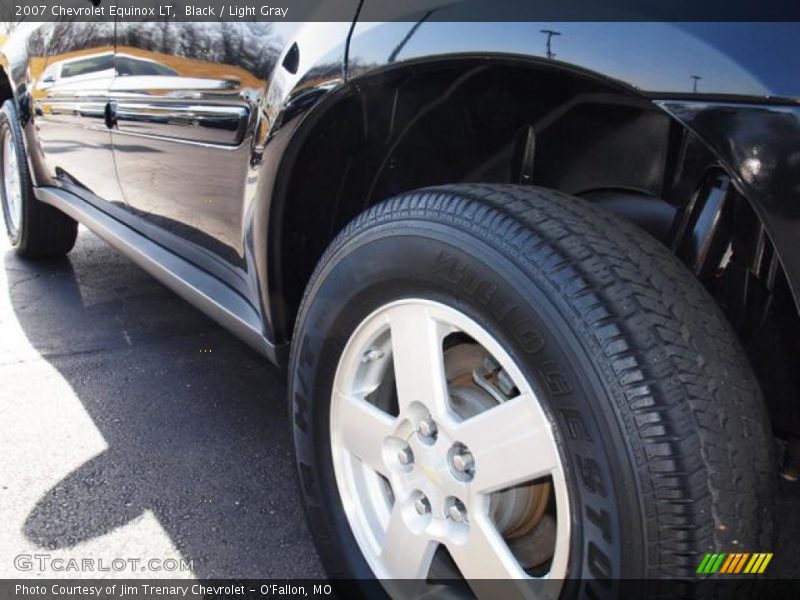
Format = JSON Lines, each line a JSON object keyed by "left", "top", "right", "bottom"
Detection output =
{"left": 446, "top": 498, "right": 468, "bottom": 523}
{"left": 417, "top": 418, "right": 437, "bottom": 440}
{"left": 449, "top": 444, "right": 475, "bottom": 480}
{"left": 397, "top": 446, "right": 414, "bottom": 466}
{"left": 451, "top": 450, "right": 474, "bottom": 474}
{"left": 414, "top": 495, "right": 431, "bottom": 516}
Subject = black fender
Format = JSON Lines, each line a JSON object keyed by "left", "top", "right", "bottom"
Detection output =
{"left": 343, "top": 16, "right": 800, "bottom": 311}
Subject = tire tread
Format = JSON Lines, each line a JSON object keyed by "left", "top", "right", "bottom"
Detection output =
{"left": 305, "top": 183, "right": 775, "bottom": 579}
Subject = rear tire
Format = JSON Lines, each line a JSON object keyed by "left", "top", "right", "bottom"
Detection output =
{"left": 1, "top": 99, "right": 77, "bottom": 257}
{"left": 289, "top": 184, "right": 774, "bottom": 594}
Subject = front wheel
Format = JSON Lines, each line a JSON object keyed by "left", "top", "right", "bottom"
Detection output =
{"left": 289, "top": 184, "right": 774, "bottom": 596}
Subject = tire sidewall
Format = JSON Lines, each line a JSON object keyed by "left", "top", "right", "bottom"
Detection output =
{"left": 290, "top": 218, "right": 646, "bottom": 594}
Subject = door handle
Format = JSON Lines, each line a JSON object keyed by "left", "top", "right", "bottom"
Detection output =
{"left": 104, "top": 101, "right": 117, "bottom": 129}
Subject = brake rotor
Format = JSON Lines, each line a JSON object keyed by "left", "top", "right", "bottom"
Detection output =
{"left": 444, "top": 342, "right": 557, "bottom": 570}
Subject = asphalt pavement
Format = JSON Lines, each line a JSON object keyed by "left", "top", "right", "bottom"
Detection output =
{"left": 0, "top": 228, "right": 323, "bottom": 579}
{"left": 1, "top": 227, "right": 798, "bottom": 580}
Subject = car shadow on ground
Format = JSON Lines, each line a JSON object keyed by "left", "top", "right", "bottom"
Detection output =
{"left": 6, "top": 231, "right": 323, "bottom": 578}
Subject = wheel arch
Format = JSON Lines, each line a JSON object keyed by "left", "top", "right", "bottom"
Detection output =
{"left": 269, "top": 57, "right": 791, "bottom": 334}
{"left": 269, "top": 58, "right": 665, "bottom": 338}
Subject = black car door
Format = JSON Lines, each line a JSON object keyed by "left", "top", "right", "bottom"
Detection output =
{"left": 110, "top": 20, "right": 293, "bottom": 294}
{"left": 32, "top": 21, "right": 124, "bottom": 206}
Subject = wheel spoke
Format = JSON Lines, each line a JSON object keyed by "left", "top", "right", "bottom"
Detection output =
{"left": 449, "top": 515, "right": 558, "bottom": 599}
{"left": 335, "top": 392, "right": 395, "bottom": 477}
{"left": 388, "top": 306, "right": 450, "bottom": 417}
{"left": 454, "top": 394, "right": 560, "bottom": 494}
{"left": 450, "top": 512, "right": 524, "bottom": 580}
{"left": 379, "top": 504, "right": 437, "bottom": 579}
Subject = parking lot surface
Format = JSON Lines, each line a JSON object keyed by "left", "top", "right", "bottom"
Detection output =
{"left": 1, "top": 228, "right": 798, "bottom": 579}
{"left": 0, "top": 228, "right": 323, "bottom": 579}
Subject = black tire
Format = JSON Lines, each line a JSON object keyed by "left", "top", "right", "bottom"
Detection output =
{"left": 289, "top": 184, "right": 774, "bottom": 593}
{"left": 0, "top": 99, "right": 77, "bottom": 257}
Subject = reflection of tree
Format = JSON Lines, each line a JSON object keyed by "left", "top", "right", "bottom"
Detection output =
{"left": 344, "top": 55, "right": 383, "bottom": 81}
{"left": 0, "top": 22, "right": 19, "bottom": 36}
{"left": 117, "top": 22, "right": 281, "bottom": 80}
{"left": 28, "top": 21, "right": 114, "bottom": 57}
{"left": 301, "top": 62, "right": 343, "bottom": 85}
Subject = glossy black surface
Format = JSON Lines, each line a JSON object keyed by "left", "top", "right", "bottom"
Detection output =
{"left": 658, "top": 101, "right": 800, "bottom": 307}
{"left": 28, "top": 22, "right": 124, "bottom": 204}
{"left": 1, "top": 14, "right": 799, "bottom": 357}
{"left": 349, "top": 19, "right": 800, "bottom": 100}
{"left": 111, "top": 21, "right": 293, "bottom": 278}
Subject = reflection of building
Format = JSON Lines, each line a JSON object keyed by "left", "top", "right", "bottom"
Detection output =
{"left": 36, "top": 52, "right": 178, "bottom": 90}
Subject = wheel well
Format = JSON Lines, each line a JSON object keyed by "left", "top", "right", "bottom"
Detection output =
{"left": 274, "top": 59, "right": 800, "bottom": 428}
{"left": 274, "top": 61, "right": 674, "bottom": 336}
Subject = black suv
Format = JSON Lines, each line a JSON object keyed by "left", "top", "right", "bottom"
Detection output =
{"left": 2, "top": 8, "right": 797, "bottom": 592}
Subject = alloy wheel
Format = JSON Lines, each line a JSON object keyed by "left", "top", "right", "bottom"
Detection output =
{"left": 330, "top": 299, "right": 570, "bottom": 592}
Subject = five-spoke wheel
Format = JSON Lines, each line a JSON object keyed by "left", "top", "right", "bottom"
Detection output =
{"left": 330, "top": 300, "right": 570, "bottom": 585}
